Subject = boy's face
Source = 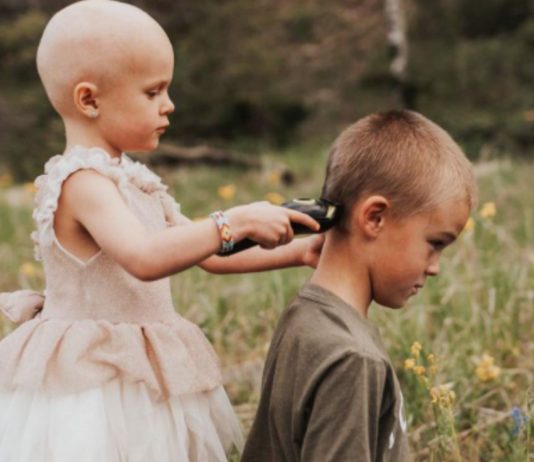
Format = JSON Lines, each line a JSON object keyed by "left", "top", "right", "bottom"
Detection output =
{"left": 367, "top": 199, "right": 470, "bottom": 309}
{"left": 96, "top": 38, "right": 175, "bottom": 154}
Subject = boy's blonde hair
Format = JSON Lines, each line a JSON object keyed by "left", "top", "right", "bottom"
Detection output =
{"left": 321, "top": 110, "right": 477, "bottom": 230}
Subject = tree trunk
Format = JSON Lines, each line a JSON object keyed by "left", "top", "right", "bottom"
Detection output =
{"left": 147, "top": 143, "right": 261, "bottom": 169}
{"left": 384, "top": 0, "right": 416, "bottom": 109}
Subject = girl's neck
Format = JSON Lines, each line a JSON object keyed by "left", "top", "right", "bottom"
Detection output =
{"left": 310, "top": 232, "right": 372, "bottom": 318}
{"left": 63, "top": 120, "right": 122, "bottom": 158}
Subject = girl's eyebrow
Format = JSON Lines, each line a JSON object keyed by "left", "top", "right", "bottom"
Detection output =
{"left": 145, "top": 79, "right": 169, "bottom": 88}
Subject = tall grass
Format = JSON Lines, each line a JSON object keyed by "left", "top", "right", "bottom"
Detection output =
{"left": 0, "top": 147, "right": 533, "bottom": 460}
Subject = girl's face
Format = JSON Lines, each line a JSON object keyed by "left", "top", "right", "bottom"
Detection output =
{"left": 95, "top": 40, "right": 175, "bottom": 155}
{"left": 367, "top": 199, "right": 470, "bottom": 309}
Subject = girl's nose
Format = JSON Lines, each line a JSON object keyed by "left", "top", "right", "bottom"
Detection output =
{"left": 161, "top": 94, "right": 175, "bottom": 115}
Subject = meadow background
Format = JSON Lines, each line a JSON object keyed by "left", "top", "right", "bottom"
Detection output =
{"left": 1, "top": 0, "right": 533, "bottom": 460}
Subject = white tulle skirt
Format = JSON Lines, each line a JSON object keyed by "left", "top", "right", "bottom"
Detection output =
{"left": 0, "top": 380, "right": 243, "bottom": 462}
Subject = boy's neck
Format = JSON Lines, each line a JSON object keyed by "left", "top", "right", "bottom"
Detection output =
{"left": 310, "top": 231, "right": 372, "bottom": 318}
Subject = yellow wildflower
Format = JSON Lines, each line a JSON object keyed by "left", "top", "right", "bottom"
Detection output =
{"left": 414, "top": 365, "right": 426, "bottom": 376}
{"left": 23, "top": 182, "right": 37, "bottom": 194}
{"left": 463, "top": 217, "right": 475, "bottom": 232}
{"left": 411, "top": 341, "right": 422, "bottom": 358}
{"left": 430, "top": 387, "right": 440, "bottom": 404}
{"left": 0, "top": 173, "right": 13, "bottom": 188}
{"left": 475, "top": 353, "right": 501, "bottom": 382}
{"left": 267, "top": 170, "right": 282, "bottom": 187}
{"left": 20, "top": 262, "right": 38, "bottom": 277}
{"left": 265, "top": 192, "right": 285, "bottom": 205}
{"left": 427, "top": 353, "right": 435, "bottom": 363}
{"left": 404, "top": 358, "right": 416, "bottom": 370}
{"left": 430, "top": 384, "right": 456, "bottom": 407}
{"left": 217, "top": 184, "right": 236, "bottom": 201}
{"left": 479, "top": 202, "right": 496, "bottom": 219}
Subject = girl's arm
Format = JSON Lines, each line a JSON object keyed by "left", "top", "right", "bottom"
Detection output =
{"left": 198, "top": 234, "right": 324, "bottom": 274}
{"left": 176, "top": 213, "right": 324, "bottom": 273}
{"left": 62, "top": 170, "right": 319, "bottom": 281}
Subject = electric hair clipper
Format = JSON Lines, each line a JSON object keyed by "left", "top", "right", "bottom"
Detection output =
{"left": 225, "top": 198, "right": 341, "bottom": 255}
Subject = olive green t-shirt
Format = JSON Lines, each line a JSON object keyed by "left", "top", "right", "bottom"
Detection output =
{"left": 242, "top": 283, "right": 411, "bottom": 462}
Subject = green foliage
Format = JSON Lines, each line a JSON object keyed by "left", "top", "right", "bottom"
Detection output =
{"left": 0, "top": 10, "right": 47, "bottom": 77}
{"left": 405, "top": 0, "right": 534, "bottom": 158}
{"left": 0, "top": 8, "right": 58, "bottom": 181}
{"left": 453, "top": 0, "right": 531, "bottom": 38}
{"left": 0, "top": 0, "right": 533, "bottom": 179}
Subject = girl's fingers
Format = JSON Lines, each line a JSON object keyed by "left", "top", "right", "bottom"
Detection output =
{"left": 285, "top": 223, "right": 294, "bottom": 244}
{"left": 278, "top": 223, "right": 293, "bottom": 245}
{"left": 257, "top": 222, "right": 294, "bottom": 248}
{"left": 260, "top": 226, "right": 283, "bottom": 248}
{"left": 285, "top": 209, "right": 320, "bottom": 231}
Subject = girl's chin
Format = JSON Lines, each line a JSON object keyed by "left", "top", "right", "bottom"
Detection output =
{"left": 123, "top": 143, "right": 159, "bottom": 154}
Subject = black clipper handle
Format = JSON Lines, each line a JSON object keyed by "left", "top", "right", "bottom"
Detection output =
{"left": 223, "top": 198, "right": 341, "bottom": 255}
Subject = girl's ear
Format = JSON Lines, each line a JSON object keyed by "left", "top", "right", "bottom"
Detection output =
{"left": 73, "top": 82, "right": 99, "bottom": 119}
{"left": 354, "top": 195, "right": 390, "bottom": 239}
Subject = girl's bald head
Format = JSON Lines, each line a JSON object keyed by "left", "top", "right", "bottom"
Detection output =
{"left": 37, "top": 0, "right": 172, "bottom": 116}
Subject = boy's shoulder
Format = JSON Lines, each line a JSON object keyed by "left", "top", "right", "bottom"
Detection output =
{"left": 271, "top": 283, "right": 389, "bottom": 367}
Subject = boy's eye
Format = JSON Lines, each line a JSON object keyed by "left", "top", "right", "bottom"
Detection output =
{"left": 429, "top": 240, "right": 446, "bottom": 251}
{"left": 146, "top": 90, "right": 159, "bottom": 98}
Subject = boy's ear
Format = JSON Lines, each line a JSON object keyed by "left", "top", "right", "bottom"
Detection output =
{"left": 73, "top": 82, "right": 100, "bottom": 119}
{"left": 355, "top": 195, "right": 390, "bottom": 239}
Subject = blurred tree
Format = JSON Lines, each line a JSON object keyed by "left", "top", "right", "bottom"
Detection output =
{"left": 453, "top": 0, "right": 531, "bottom": 38}
{"left": 0, "top": 0, "right": 532, "bottom": 180}
{"left": 384, "top": 0, "right": 415, "bottom": 108}
{"left": 408, "top": 0, "right": 534, "bottom": 156}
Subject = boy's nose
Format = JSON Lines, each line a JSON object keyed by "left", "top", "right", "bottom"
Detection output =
{"left": 426, "top": 260, "right": 440, "bottom": 276}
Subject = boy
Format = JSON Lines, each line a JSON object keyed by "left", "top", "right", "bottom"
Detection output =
{"left": 242, "top": 110, "right": 476, "bottom": 461}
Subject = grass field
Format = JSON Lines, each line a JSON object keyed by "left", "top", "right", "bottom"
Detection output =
{"left": 0, "top": 144, "right": 533, "bottom": 461}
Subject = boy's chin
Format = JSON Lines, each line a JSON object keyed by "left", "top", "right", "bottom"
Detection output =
{"left": 374, "top": 294, "right": 407, "bottom": 310}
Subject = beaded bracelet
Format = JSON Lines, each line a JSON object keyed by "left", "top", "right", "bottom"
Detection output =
{"left": 209, "top": 210, "right": 234, "bottom": 255}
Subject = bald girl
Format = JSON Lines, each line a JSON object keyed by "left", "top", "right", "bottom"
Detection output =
{"left": 37, "top": 0, "right": 173, "bottom": 119}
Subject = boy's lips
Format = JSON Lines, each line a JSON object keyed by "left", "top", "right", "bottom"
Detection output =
{"left": 156, "top": 125, "right": 169, "bottom": 134}
{"left": 411, "top": 284, "right": 424, "bottom": 295}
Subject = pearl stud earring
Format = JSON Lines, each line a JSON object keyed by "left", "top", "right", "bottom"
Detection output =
{"left": 88, "top": 108, "right": 99, "bottom": 119}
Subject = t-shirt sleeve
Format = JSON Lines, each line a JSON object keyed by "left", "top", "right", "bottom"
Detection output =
{"left": 300, "top": 352, "right": 388, "bottom": 462}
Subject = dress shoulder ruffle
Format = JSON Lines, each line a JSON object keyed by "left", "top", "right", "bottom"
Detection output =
{"left": 31, "top": 146, "right": 184, "bottom": 260}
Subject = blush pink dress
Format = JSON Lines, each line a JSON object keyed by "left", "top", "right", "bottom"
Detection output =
{"left": 0, "top": 146, "right": 243, "bottom": 461}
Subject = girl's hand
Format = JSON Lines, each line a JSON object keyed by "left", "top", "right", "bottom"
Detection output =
{"left": 199, "top": 230, "right": 326, "bottom": 274}
{"left": 300, "top": 234, "right": 325, "bottom": 268}
{"left": 225, "top": 202, "right": 320, "bottom": 249}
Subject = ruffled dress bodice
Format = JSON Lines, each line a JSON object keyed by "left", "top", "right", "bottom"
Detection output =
{"left": 0, "top": 146, "right": 222, "bottom": 402}
{"left": 39, "top": 189, "right": 177, "bottom": 323}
